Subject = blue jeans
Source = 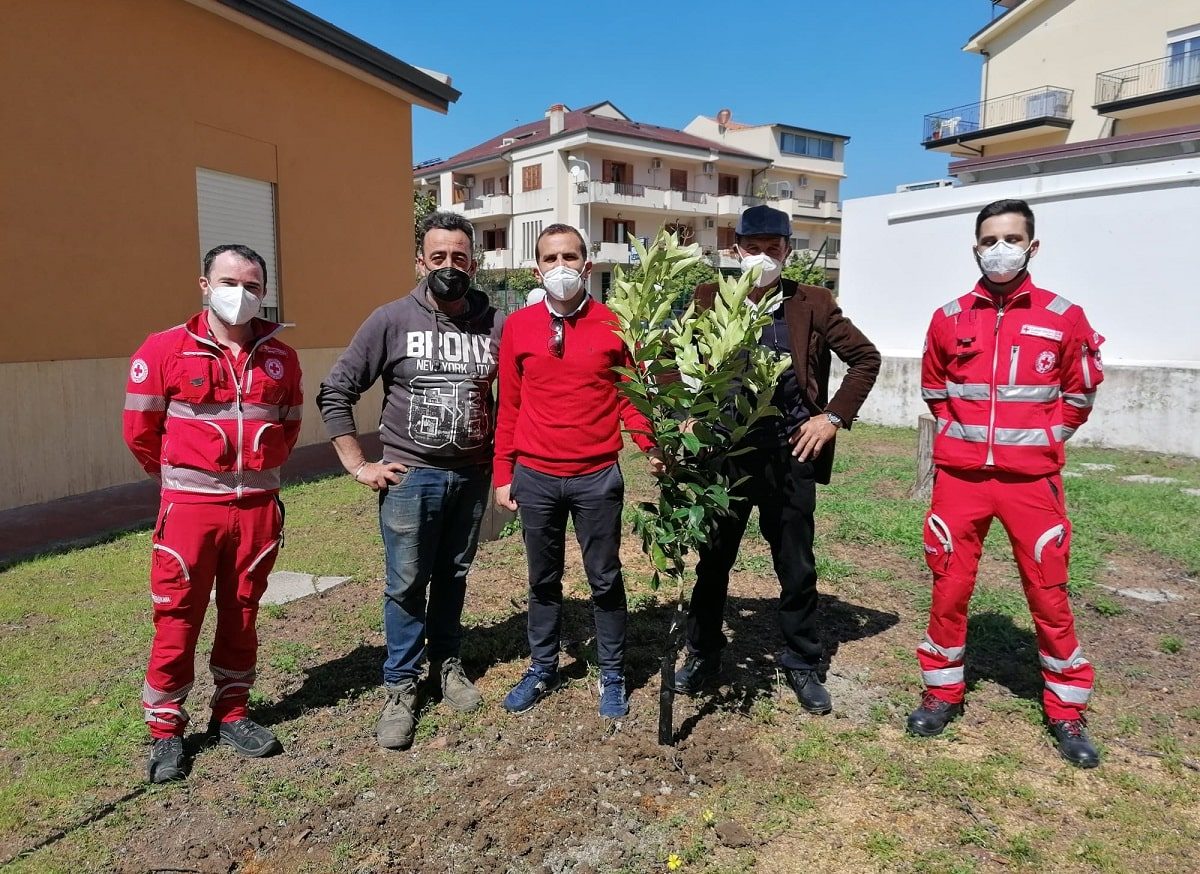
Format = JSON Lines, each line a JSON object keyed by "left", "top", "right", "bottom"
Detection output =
{"left": 378, "top": 464, "right": 490, "bottom": 684}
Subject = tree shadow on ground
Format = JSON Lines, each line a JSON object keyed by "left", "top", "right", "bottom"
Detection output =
{"left": 256, "top": 591, "right": 899, "bottom": 733}
{"left": 964, "top": 611, "right": 1043, "bottom": 704}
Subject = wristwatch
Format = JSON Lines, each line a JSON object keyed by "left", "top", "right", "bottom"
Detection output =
{"left": 825, "top": 412, "right": 843, "bottom": 428}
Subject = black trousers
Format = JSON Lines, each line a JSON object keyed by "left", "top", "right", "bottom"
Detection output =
{"left": 511, "top": 461, "right": 627, "bottom": 675}
{"left": 687, "top": 446, "right": 823, "bottom": 670}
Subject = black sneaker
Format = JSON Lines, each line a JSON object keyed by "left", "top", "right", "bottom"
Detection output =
{"left": 673, "top": 653, "right": 720, "bottom": 696}
{"left": 1049, "top": 717, "right": 1100, "bottom": 769}
{"left": 784, "top": 667, "right": 832, "bottom": 715}
{"left": 147, "top": 736, "right": 185, "bottom": 783}
{"left": 906, "top": 691, "right": 964, "bottom": 737}
{"left": 212, "top": 717, "right": 281, "bottom": 758}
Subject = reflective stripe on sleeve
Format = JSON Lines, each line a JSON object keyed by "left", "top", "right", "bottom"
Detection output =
{"left": 942, "top": 300, "right": 962, "bottom": 317}
{"left": 125, "top": 393, "right": 167, "bottom": 412}
{"left": 1062, "top": 391, "right": 1096, "bottom": 409}
{"left": 922, "top": 387, "right": 950, "bottom": 401}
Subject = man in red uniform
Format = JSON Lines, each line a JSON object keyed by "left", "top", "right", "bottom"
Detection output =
{"left": 494, "top": 223, "right": 664, "bottom": 718}
{"left": 124, "top": 244, "right": 303, "bottom": 782}
{"left": 908, "top": 200, "right": 1104, "bottom": 768}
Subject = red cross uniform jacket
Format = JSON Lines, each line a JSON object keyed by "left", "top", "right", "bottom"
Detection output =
{"left": 123, "top": 311, "right": 303, "bottom": 503}
{"left": 921, "top": 275, "right": 1104, "bottom": 476}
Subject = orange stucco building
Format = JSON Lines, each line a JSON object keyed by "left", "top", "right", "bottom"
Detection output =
{"left": 0, "top": 0, "right": 459, "bottom": 510}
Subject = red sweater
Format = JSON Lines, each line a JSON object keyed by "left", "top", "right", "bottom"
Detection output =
{"left": 494, "top": 298, "right": 655, "bottom": 487}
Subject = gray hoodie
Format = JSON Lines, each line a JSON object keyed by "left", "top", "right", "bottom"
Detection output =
{"left": 317, "top": 282, "right": 504, "bottom": 469}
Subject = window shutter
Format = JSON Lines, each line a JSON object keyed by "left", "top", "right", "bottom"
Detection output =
{"left": 196, "top": 168, "right": 280, "bottom": 313}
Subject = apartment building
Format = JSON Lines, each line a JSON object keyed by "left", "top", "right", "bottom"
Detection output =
{"left": 839, "top": 0, "right": 1200, "bottom": 457}
{"left": 414, "top": 102, "right": 848, "bottom": 296}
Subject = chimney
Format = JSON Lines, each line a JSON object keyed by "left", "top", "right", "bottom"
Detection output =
{"left": 548, "top": 103, "right": 566, "bottom": 135}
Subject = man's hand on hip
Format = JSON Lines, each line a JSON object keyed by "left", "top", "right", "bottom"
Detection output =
{"left": 496, "top": 484, "right": 518, "bottom": 511}
{"left": 354, "top": 461, "right": 408, "bottom": 491}
{"left": 789, "top": 416, "right": 839, "bottom": 462}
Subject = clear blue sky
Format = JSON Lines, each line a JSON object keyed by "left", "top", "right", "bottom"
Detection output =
{"left": 292, "top": 0, "right": 1000, "bottom": 199}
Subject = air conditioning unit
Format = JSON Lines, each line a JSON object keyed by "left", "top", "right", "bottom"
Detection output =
{"left": 464, "top": 175, "right": 475, "bottom": 186}
{"left": 703, "top": 218, "right": 716, "bottom": 229}
{"left": 650, "top": 158, "right": 662, "bottom": 170}
{"left": 702, "top": 161, "right": 715, "bottom": 174}
{"left": 798, "top": 175, "right": 809, "bottom": 187}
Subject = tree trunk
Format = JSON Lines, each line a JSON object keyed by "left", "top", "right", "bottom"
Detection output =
{"left": 912, "top": 412, "right": 936, "bottom": 500}
{"left": 658, "top": 596, "right": 687, "bottom": 745}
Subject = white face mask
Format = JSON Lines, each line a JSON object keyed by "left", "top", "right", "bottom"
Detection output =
{"left": 977, "top": 240, "right": 1031, "bottom": 284}
{"left": 207, "top": 283, "right": 262, "bottom": 326}
{"left": 541, "top": 265, "right": 585, "bottom": 301}
{"left": 737, "top": 250, "right": 782, "bottom": 288}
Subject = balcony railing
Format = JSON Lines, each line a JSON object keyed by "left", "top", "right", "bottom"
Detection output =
{"left": 1095, "top": 49, "right": 1200, "bottom": 106}
{"left": 923, "top": 85, "right": 1073, "bottom": 143}
{"left": 678, "top": 189, "right": 707, "bottom": 204}
{"left": 612, "top": 182, "right": 645, "bottom": 197}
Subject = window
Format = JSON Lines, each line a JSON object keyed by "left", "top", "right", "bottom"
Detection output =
{"left": 779, "top": 132, "right": 835, "bottom": 159}
{"left": 824, "top": 236, "right": 841, "bottom": 257}
{"left": 669, "top": 169, "right": 687, "bottom": 191}
{"left": 717, "top": 226, "right": 736, "bottom": 250}
{"left": 522, "top": 164, "right": 542, "bottom": 192}
{"left": 498, "top": 174, "right": 510, "bottom": 195}
{"left": 452, "top": 186, "right": 468, "bottom": 204}
{"left": 602, "top": 160, "right": 632, "bottom": 184}
{"left": 521, "top": 220, "right": 543, "bottom": 262}
{"left": 483, "top": 228, "right": 507, "bottom": 250}
{"left": 790, "top": 236, "right": 810, "bottom": 251}
{"left": 717, "top": 174, "right": 739, "bottom": 195}
{"left": 196, "top": 168, "right": 280, "bottom": 320}
{"left": 1167, "top": 25, "right": 1200, "bottom": 89}
{"left": 600, "top": 271, "right": 612, "bottom": 301}
{"left": 603, "top": 218, "right": 636, "bottom": 244}
{"left": 813, "top": 189, "right": 827, "bottom": 205}
{"left": 482, "top": 177, "right": 495, "bottom": 196}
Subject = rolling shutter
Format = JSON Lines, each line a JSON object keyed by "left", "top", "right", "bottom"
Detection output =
{"left": 196, "top": 168, "right": 280, "bottom": 316}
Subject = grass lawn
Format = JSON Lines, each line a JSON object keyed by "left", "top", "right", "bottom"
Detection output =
{"left": 2, "top": 425, "right": 1198, "bottom": 872}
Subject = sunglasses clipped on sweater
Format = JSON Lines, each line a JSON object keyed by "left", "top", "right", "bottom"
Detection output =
{"left": 548, "top": 315, "right": 565, "bottom": 358}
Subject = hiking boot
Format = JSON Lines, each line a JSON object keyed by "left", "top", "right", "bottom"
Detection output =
{"left": 784, "top": 667, "right": 832, "bottom": 715}
{"left": 503, "top": 666, "right": 559, "bottom": 714}
{"left": 906, "top": 691, "right": 964, "bottom": 737}
{"left": 147, "top": 736, "right": 185, "bottom": 783}
{"left": 213, "top": 717, "right": 281, "bottom": 758}
{"left": 598, "top": 672, "right": 629, "bottom": 719}
{"left": 673, "top": 652, "right": 720, "bottom": 696}
{"left": 377, "top": 680, "right": 419, "bottom": 750}
{"left": 1049, "top": 717, "right": 1100, "bottom": 769}
{"left": 438, "top": 657, "right": 483, "bottom": 713}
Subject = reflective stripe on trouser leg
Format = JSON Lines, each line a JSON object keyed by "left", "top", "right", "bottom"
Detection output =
{"left": 143, "top": 680, "right": 193, "bottom": 734}
{"left": 211, "top": 664, "right": 257, "bottom": 707}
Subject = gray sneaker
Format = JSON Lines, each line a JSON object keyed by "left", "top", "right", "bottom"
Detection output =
{"left": 377, "top": 680, "right": 419, "bottom": 750}
{"left": 439, "top": 658, "right": 483, "bottom": 712}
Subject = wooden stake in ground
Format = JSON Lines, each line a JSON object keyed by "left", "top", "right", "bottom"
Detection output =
{"left": 607, "top": 231, "right": 787, "bottom": 745}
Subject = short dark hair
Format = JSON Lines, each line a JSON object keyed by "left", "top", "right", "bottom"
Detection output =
{"left": 535, "top": 223, "right": 588, "bottom": 260}
{"left": 975, "top": 199, "right": 1035, "bottom": 239}
{"left": 419, "top": 210, "right": 475, "bottom": 253}
{"left": 203, "top": 244, "right": 268, "bottom": 286}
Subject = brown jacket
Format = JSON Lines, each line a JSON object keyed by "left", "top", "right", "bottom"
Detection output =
{"left": 693, "top": 278, "right": 880, "bottom": 484}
